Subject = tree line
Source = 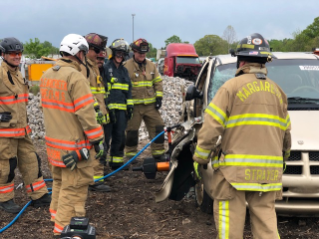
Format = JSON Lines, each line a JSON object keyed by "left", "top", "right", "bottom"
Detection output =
{"left": 18, "top": 16, "right": 319, "bottom": 59}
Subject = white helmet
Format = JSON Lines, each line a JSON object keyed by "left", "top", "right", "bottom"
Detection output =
{"left": 59, "top": 34, "right": 89, "bottom": 56}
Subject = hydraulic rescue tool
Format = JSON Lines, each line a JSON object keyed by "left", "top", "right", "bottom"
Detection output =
{"left": 132, "top": 125, "right": 179, "bottom": 178}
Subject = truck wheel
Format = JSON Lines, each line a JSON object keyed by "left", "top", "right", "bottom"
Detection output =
{"left": 194, "top": 180, "right": 213, "bottom": 214}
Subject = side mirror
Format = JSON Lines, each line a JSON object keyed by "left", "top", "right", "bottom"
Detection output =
{"left": 229, "top": 49, "right": 236, "bottom": 57}
{"left": 185, "top": 85, "right": 202, "bottom": 101}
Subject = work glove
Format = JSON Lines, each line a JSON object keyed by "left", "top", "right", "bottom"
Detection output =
{"left": 99, "top": 143, "right": 108, "bottom": 166}
{"left": 109, "top": 109, "right": 116, "bottom": 124}
{"left": 93, "top": 140, "right": 105, "bottom": 159}
{"left": 96, "top": 110, "right": 107, "bottom": 125}
{"left": 0, "top": 112, "right": 12, "bottom": 122}
{"left": 105, "top": 112, "right": 110, "bottom": 124}
{"left": 126, "top": 107, "right": 133, "bottom": 120}
{"left": 283, "top": 150, "right": 290, "bottom": 161}
{"left": 62, "top": 148, "right": 90, "bottom": 171}
{"left": 283, "top": 162, "right": 287, "bottom": 173}
{"left": 155, "top": 97, "right": 162, "bottom": 110}
{"left": 193, "top": 162, "right": 201, "bottom": 180}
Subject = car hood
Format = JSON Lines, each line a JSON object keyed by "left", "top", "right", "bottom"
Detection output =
{"left": 289, "top": 111, "right": 319, "bottom": 150}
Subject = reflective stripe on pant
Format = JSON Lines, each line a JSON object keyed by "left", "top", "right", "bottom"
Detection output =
{"left": 50, "top": 148, "right": 94, "bottom": 235}
{"left": 92, "top": 125, "right": 104, "bottom": 183}
{"left": 213, "top": 190, "right": 279, "bottom": 239}
{"left": 0, "top": 135, "right": 48, "bottom": 202}
{"left": 105, "top": 110, "right": 126, "bottom": 162}
{"left": 125, "top": 103, "right": 164, "bottom": 156}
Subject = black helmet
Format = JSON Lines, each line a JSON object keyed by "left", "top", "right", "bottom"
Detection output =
{"left": 84, "top": 33, "right": 108, "bottom": 51}
{"left": 232, "top": 33, "right": 271, "bottom": 68}
{"left": 0, "top": 37, "right": 24, "bottom": 54}
{"left": 110, "top": 39, "right": 129, "bottom": 54}
{"left": 130, "top": 38, "right": 149, "bottom": 53}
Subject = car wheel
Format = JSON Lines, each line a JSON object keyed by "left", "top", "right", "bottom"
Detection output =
{"left": 194, "top": 179, "right": 213, "bottom": 214}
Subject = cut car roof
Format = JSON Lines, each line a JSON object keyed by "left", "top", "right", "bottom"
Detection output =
{"left": 213, "top": 52, "right": 319, "bottom": 65}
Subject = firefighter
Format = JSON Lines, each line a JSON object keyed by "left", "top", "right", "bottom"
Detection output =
{"left": 40, "top": 34, "right": 105, "bottom": 238}
{"left": 124, "top": 38, "right": 165, "bottom": 162}
{"left": 0, "top": 37, "right": 51, "bottom": 214}
{"left": 193, "top": 33, "right": 291, "bottom": 239}
{"left": 104, "top": 39, "right": 133, "bottom": 169}
{"left": 83, "top": 33, "right": 111, "bottom": 192}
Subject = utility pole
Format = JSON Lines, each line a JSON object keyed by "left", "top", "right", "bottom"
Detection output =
{"left": 132, "top": 14, "right": 135, "bottom": 42}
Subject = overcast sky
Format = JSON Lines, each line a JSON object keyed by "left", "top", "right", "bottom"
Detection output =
{"left": 1, "top": 0, "right": 318, "bottom": 49}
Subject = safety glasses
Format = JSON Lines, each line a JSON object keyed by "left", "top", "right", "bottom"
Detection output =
{"left": 7, "top": 52, "right": 22, "bottom": 57}
{"left": 90, "top": 47, "right": 101, "bottom": 54}
{"left": 115, "top": 51, "right": 125, "bottom": 58}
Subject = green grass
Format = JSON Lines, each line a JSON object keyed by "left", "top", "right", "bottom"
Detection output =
{"left": 29, "top": 85, "right": 40, "bottom": 95}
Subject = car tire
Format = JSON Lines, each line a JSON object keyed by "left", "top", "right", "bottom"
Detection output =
{"left": 194, "top": 180, "right": 213, "bottom": 214}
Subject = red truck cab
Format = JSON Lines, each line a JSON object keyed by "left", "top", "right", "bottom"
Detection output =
{"left": 163, "top": 43, "right": 201, "bottom": 81}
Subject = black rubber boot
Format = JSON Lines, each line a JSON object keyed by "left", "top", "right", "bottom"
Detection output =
{"left": 109, "top": 161, "right": 129, "bottom": 171}
{"left": 0, "top": 199, "right": 22, "bottom": 214}
{"left": 89, "top": 183, "right": 111, "bottom": 192}
{"left": 153, "top": 154, "right": 168, "bottom": 162}
{"left": 31, "top": 193, "right": 51, "bottom": 208}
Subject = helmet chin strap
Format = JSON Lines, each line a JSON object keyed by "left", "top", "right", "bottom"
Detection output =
{"left": 1, "top": 56, "right": 18, "bottom": 69}
{"left": 74, "top": 53, "right": 90, "bottom": 78}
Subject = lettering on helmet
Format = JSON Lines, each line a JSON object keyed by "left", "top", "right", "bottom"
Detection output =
{"left": 247, "top": 36, "right": 252, "bottom": 44}
{"left": 236, "top": 80, "right": 283, "bottom": 104}
{"left": 245, "top": 169, "right": 279, "bottom": 181}
{"left": 252, "top": 38, "right": 262, "bottom": 45}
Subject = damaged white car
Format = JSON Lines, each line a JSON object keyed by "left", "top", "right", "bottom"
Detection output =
{"left": 155, "top": 52, "right": 319, "bottom": 216}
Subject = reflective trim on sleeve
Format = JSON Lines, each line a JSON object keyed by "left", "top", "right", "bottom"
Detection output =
{"left": 0, "top": 93, "right": 28, "bottom": 105}
{"left": 286, "top": 114, "right": 291, "bottom": 128}
{"left": 231, "top": 182, "right": 282, "bottom": 191}
{"left": 108, "top": 103, "right": 127, "bottom": 110}
{"left": 219, "top": 201, "right": 230, "bottom": 239}
{"left": 126, "top": 99, "right": 134, "bottom": 106}
{"left": 48, "top": 156, "right": 66, "bottom": 168}
{"left": 194, "top": 146, "right": 211, "bottom": 160}
{"left": 221, "top": 154, "right": 283, "bottom": 168}
{"left": 0, "top": 127, "right": 28, "bottom": 137}
{"left": 156, "top": 91, "right": 163, "bottom": 97}
{"left": 153, "top": 76, "right": 162, "bottom": 83}
{"left": 74, "top": 93, "right": 95, "bottom": 111}
{"left": 90, "top": 87, "right": 106, "bottom": 94}
{"left": 226, "top": 113, "right": 288, "bottom": 130}
{"left": 205, "top": 103, "right": 228, "bottom": 128}
{"left": 84, "top": 125, "right": 103, "bottom": 140}
{"left": 26, "top": 125, "right": 32, "bottom": 134}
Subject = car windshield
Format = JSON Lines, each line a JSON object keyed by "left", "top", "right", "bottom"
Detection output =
{"left": 208, "top": 59, "right": 319, "bottom": 103}
{"left": 176, "top": 57, "right": 200, "bottom": 64}
{"left": 208, "top": 63, "right": 236, "bottom": 102}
